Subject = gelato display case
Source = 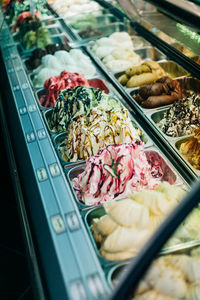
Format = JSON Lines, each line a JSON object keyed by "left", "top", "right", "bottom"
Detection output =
{"left": 0, "top": 0, "right": 200, "bottom": 299}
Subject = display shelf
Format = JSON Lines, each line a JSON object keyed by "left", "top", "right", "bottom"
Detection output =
{"left": 0, "top": 1, "right": 200, "bottom": 299}
{"left": 0, "top": 21, "right": 110, "bottom": 300}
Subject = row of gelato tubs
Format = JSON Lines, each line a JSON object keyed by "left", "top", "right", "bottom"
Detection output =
{"left": 7, "top": 4, "right": 200, "bottom": 295}
{"left": 18, "top": 19, "right": 199, "bottom": 177}
{"left": 13, "top": 18, "right": 74, "bottom": 55}
{"left": 12, "top": 7, "right": 199, "bottom": 178}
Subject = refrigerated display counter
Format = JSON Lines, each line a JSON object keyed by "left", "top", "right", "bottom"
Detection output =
{"left": 0, "top": 0, "right": 200, "bottom": 299}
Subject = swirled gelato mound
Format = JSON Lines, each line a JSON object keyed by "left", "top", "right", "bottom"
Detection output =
{"left": 40, "top": 71, "right": 90, "bottom": 107}
{"left": 179, "top": 129, "right": 200, "bottom": 170}
{"left": 72, "top": 140, "right": 164, "bottom": 205}
{"left": 159, "top": 94, "right": 200, "bottom": 137}
{"left": 32, "top": 49, "right": 96, "bottom": 87}
{"left": 60, "top": 107, "right": 143, "bottom": 161}
{"left": 49, "top": 86, "right": 121, "bottom": 132}
{"left": 91, "top": 182, "right": 185, "bottom": 260}
{"left": 92, "top": 32, "right": 141, "bottom": 72}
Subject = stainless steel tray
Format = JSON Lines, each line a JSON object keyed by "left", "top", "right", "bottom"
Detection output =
{"left": 147, "top": 108, "right": 198, "bottom": 141}
{"left": 134, "top": 46, "right": 166, "bottom": 61}
{"left": 159, "top": 60, "right": 189, "bottom": 78}
{"left": 66, "top": 147, "right": 185, "bottom": 210}
{"left": 88, "top": 40, "right": 160, "bottom": 60}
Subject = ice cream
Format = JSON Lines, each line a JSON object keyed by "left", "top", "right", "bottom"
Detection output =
{"left": 14, "top": 15, "right": 52, "bottom": 50}
{"left": 69, "top": 13, "right": 99, "bottom": 30}
{"left": 5, "top": 0, "right": 50, "bottom": 25}
{"left": 48, "top": 0, "right": 101, "bottom": 18}
{"left": 102, "top": 49, "right": 142, "bottom": 73}
{"left": 133, "top": 77, "right": 183, "bottom": 108}
{"left": 91, "top": 32, "right": 141, "bottom": 72}
{"left": 60, "top": 107, "right": 143, "bottom": 161}
{"left": 78, "top": 27, "right": 103, "bottom": 39}
{"left": 179, "top": 129, "right": 200, "bottom": 170}
{"left": 159, "top": 94, "right": 200, "bottom": 137}
{"left": 117, "top": 61, "right": 167, "bottom": 88}
{"left": 32, "top": 49, "right": 96, "bottom": 87}
{"left": 91, "top": 182, "right": 185, "bottom": 260}
{"left": 133, "top": 249, "right": 200, "bottom": 299}
{"left": 12, "top": 10, "right": 41, "bottom": 32}
{"left": 92, "top": 32, "right": 135, "bottom": 58}
{"left": 72, "top": 140, "right": 165, "bottom": 205}
{"left": 22, "top": 26, "right": 52, "bottom": 50}
{"left": 49, "top": 86, "right": 121, "bottom": 132}
{"left": 25, "top": 43, "right": 71, "bottom": 70}
{"left": 17, "top": 14, "right": 41, "bottom": 37}
{"left": 40, "top": 71, "right": 90, "bottom": 107}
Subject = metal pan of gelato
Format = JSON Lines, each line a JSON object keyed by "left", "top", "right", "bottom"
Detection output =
{"left": 29, "top": 49, "right": 97, "bottom": 88}
{"left": 130, "top": 75, "right": 200, "bottom": 114}
{"left": 115, "top": 60, "right": 188, "bottom": 90}
{"left": 83, "top": 182, "right": 196, "bottom": 263}
{"left": 88, "top": 32, "right": 143, "bottom": 73}
{"left": 150, "top": 94, "right": 200, "bottom": 138}
{"left": 67, "top": 143, "right": 184, "bottom": 209}
{"left": 130, "top": 76, "right": 183, "bottom": 112}
{"left": 175, "top": 131, "right": 200, "bottom": 176}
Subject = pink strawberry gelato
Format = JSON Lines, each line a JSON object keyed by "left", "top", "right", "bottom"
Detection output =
{"left": 72, "top": 140, "right": 163, "bottom": 205}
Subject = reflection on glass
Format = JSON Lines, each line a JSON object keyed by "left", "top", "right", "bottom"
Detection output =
{"left": 116, "top": 0, "right": 200, "bottom": 63}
